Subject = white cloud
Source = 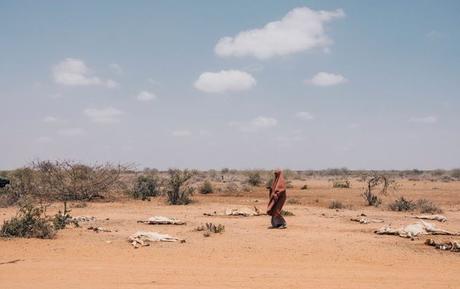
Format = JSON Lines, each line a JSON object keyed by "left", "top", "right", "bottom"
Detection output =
{"left": 172, "top": 130, "right": 192, "bottom": 137}
{"left": 84, "top": 107, "right": 124, "bottom": 124}
{"left": 52, "top": 58, "right": 118, "bottom": 88}
{"left": 215, "top": 7, "right": 345, "bottom": 59}
{"left": 409, "top": 116, "right": 438, "bottom": 124}
{"left": 109, "top": 63, "right": 123, "bottom": 74}
{"left": 137, "top": 90, "right": 156, "bottom": 101}
{"left": 307, "top": 72, "right": 347, "bottom": 86}
{"left": 43, "top": 116, "right": 58, "bottom": 123}
{"left": 58, "top": 128, "right": 86, "bottom": 136}
{"left": 296, "top": 111, "right": 314, "bottom": 120}
{"left": 229, "top": 116, "right": 278, "bottom": 132}
{"left": 194, "top": 70, "right": 256, "bottom": 93}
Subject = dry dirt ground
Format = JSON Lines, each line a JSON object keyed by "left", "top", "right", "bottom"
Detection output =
{"left": 1, "top": 178, "right": 459, "bottom": 289}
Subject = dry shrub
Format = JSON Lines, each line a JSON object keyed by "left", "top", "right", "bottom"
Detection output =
{"left": 329, "top": 200, "right": 346, "bottom": 209}
{"left": 195, "top": 223, "right": 225, "bottom": 237}
{"left": 247, "top": 171, "right": 262, "bottom": 186}
{"left": 388, "top": 197, "right": 416, "bottom": 212}
{"left": 33, "top": 160, "right": 127, "bottom": 202}
{"left": 281, "top": 210, "right": 295, "bottom": 216}
{"left": 362, "top": 175, "right": 390, "bottom": 207}
{"left": 416, "top": 199, "right": 443, "bottom": 214}
{"left": 164, "top": 169, "right": 194, "bottom": 205}
{"left": 223, "top": 182, "right": 239, "bottom": 194}
{"left": 333, "top": 179, "right": 350, "bottom": 188}
{"left": 199, "top": 180, "right": 214, "bottom": 194}
{"left": 1, "top": 201, "right": 55, "bottom": 239}
{"left": 300, "top": 184, "right": 308, "bottom": 190}
{"left": 287, "top": 198, "right": 301, "bottom": 205}
{"left": 132, "top": 175, "right": 161, "bottom": 200}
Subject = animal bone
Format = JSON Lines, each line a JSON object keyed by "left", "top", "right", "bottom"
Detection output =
{"left": 204, "top": 206, "right": 263, "bottom": 217}
{"left": 87, "top": 226, "right": 111, "bottom": 233}
{"left": 128, "top": 231, "right": 183, "bottom": 248}
{"left": 425, "top": 239, "right": 460, "bottom": 252}
{"left": 415, "top": 215, "right": 447, "bottom": 223}
{"left": 375, "top": 221, "right": 459, "bottom": 239}
{"left": 351, "top": 216, "right": 384, "bottom": 224}
{"left": 137, "top": 216, "right": 186, "bottom": 225}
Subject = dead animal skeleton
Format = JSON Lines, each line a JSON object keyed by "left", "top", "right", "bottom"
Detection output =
{"left": 128, "top": 231, "right": 184, "bottom": 248}
{"left": 350, "top": 216, "right": 384, "bottom": 224}
{"left": 375, "top": 221, "right": 459, "bottom": 239}
{"left": 415, "top": 214, "right": 448, "bottom": 223}
{"left": 204, "top": 206, "right": 263, "bottom": 217}
{"left": 425, "top": 239, "right": 460, "bottom": 252}
{"left": 137, "top": 216, "right": 186, "bottom": 225}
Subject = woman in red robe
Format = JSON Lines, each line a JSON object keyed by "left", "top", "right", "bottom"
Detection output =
{"left": 267, "top": 170, "right": 287, "bottom": 228}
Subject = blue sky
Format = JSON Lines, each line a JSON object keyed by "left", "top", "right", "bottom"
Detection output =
{"left": 0, "top": 0, "right": 459, "bottom": 170}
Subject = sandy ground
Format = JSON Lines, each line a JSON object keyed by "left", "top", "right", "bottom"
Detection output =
{"left": 1, "top": 178, "right": 459, "bottom": 289}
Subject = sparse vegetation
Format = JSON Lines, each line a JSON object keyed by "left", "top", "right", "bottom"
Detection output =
{"left": 300, "top": 184, "right": 308, "bottom": 190}
{"left": 451, "top": 168, "right": 460, "bottom": 180}
{"left": 333, "top": 179, "right": 350, "bottom": 188}
{"left": 195, "top": 223, "right": 225, "bottom": 237}
{"left": 388, "top": 197, "right": 416, "bottom": 212}
{"left": 329, "top": 200, "right": 346, "bottom": 209}
{"left": 1, "top": 201, "right": 55, "bottom": 239}
{"left": 164, "top": 169, "right": 194, "bottom": 205}
{"left": 199, "top": 180, "right": 214, "bottom": 194}
{"left": 281, "top": 210, "right": 295, "bottom": 216}
{"left": 287, "top": 198, "right": 301, "bottom": 205}
{"left": 362, "top": 175, "right": 389, "bottom": 207}
{"left": 132, "top": 175, "right": 161, "bottom": 200}
{"left": 247, "top": 171, "right": 262, "bottom": 186}
{"left": 416, "top": 199, "right": 443, "bottom": 214}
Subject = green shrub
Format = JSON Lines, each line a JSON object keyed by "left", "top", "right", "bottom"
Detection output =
{"left": 389, "top": 197, "right": 416, "bottom": 211}
{"left": 164, "top": 169, "right": 194, "bottom": 205}
{"left": 199, "top": 180, "right": 214, "bottom": 194}
{"left": 1, "top": 202, "right": 55, "bottom": 239}
{"left": 132, "top": 175, "right": 161, "bottom": 200}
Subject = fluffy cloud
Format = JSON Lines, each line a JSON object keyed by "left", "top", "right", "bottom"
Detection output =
{"left": 137, "top": 90, "right": 156, "bottom": 101}
{"left": 215, "top": 7, "right": 345, "bottom": 59}
{"left": 409, "top": 116, "right": 438, "bottom": 124}
{"left": 172, "top": 130, "right": 192, "bottom": 137}
{"left": 83, "top": 107, "right": 124, "bottom": 124}
{"left": 53, "top": 58, "right": 118, "bottom": 88}
{"left": 307, "top": 72, "right": 347, "bottom": 86}
{"left": 229, "top": 116, "right": 278, "bottom": 132}
{"left": 58, "top": 128, "right": 86, "bottom": 136}
{"left": 194, "top": 70, "right": 256, "bottom": 93}
{"left": 295, "top": 111, "right": 314, "bottom": 120}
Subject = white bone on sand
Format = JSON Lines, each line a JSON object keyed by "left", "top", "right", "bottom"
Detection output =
{"left": 415, "top": 214, "right": 448, "bottom": 223}
{"left": 351, "top": 216, "right": 384, "bottom": 224}
{"left": 375, "top": 221, "right": 459, "bottom": 239}
{"left": 128, "top": 231, "right": 182, "bottom": 248}
{"left": 204, "top": 206, "right": 263, "bottom": 217}
{"left": 137, "top": 216, "right": 186, "bottom": 225}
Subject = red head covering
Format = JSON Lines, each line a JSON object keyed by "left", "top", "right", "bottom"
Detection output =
{"left": 267, "top": 170, "right": 287, "bottom": 216}
{"left": 271, "top": 170, "right": 286, "bottom": 193}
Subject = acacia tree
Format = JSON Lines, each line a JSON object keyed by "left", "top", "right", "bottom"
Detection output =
{"left": 362, "top": 174, "right": 390, "bottom": 207}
